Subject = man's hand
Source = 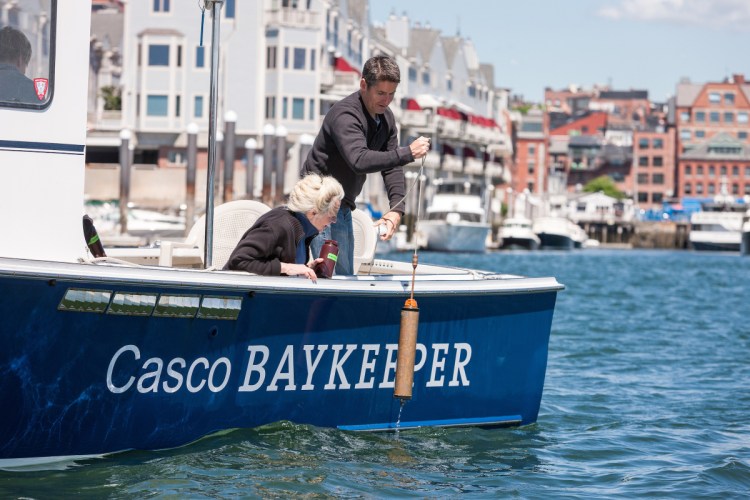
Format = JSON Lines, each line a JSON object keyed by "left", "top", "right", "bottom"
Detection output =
{"left": 409, "top": 136, "right": 430, "bottom": 160}
{"left": 375, "top": 211, "right": 401, "bottom": 241}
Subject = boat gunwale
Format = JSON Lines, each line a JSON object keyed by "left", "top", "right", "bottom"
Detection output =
{"left": 0, "top": 256, "right": 565, "bottom": 296}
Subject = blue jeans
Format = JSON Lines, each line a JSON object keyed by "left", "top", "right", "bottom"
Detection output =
{"left": 310, "top": 205, "right": 353, "bottom": 276}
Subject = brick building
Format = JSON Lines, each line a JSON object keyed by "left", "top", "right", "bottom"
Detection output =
{"left": 632, "top": 127, "right": 676, "bottom": 209}
{"left": 675, "top": 74, "right": 750, "bottom": 199}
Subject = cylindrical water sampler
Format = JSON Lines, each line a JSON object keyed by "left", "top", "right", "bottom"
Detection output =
{"left": 394, "top": 299, "right": 419, "bottom": 399}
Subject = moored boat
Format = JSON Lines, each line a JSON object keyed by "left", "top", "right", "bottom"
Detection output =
{"left": 0, "top": 1, "right": 563, "bottom": 467}
{"left": 688, "top": 182, "right": 745, "bottom": 252}
{"left": 419, "top": 179, "right": 492, "bottom": 252}
{"left": 532, "top": 216, "right": 577, "bottom": 250}
{"left": 498, "top": 216, "right": 540, "bottom": 250}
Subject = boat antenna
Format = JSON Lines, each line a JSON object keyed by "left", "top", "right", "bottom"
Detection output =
{"left": 202, "top": 0, "right": 224, "bottom": 268}
{"left": 394, "top": 156, "right": 425, "bottom": 401}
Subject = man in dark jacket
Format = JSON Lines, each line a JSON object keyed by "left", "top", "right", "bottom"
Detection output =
{"left": 0, "top": 26, "right": 37, "bottom": 103}
{"left": 301, "top": 55, "right": 430, "bottom": 275}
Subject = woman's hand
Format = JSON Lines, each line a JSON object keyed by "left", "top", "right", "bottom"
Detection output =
{"left": 280, "top": 262, "right": 319, "bottom": 283}
{"left": 375, "top": 211, "right": 401, "bottom": 241}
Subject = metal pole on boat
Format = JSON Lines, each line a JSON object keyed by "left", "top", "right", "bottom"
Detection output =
{"left": 118, "top": 128, "right": 131, "bottom": 235}
{"left": 203, "top": 0, "right": 223, "bottom": 268}
{"left": 244, "top": 138, "right": 258, "bottom": 199}
{"left": 185, "top": 122, "right": 198, "bottom": 235}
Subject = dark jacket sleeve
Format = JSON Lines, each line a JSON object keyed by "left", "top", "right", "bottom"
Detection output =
{"left": 330, "top": 107, "right": 413, "bottom": 175}
{"left": 224, "top": 222, "right": 285, "bottom": 276}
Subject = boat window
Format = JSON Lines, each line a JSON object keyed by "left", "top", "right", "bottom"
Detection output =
{"left": 0, "top": 0, "right": 56, "bottom": 110}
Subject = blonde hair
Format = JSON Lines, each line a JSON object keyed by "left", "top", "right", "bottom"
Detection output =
{"left": 287, "top": 173, "right": 344, "bottom": 215}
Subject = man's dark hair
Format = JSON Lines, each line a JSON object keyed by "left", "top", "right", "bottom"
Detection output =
{"left": 0, "top": 26, "right": 32, "bottom": 67}
{"left": 361, "top": 55, "right": 400, "bottom": 88}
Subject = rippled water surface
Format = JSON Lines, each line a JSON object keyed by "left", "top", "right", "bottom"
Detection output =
{"left": 2, "top": 249, "right": 750, "bottom": 498}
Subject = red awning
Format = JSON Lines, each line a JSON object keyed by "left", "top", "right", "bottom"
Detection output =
{"left": 334, "top": 57, "right": 359, "bottom": 74}
{"left": 406, "top": 98, "right": 422, "bottom": 111}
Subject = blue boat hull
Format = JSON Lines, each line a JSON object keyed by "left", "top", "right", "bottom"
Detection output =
{"left": 0, "top": 271, "right": 557, "bottom": 460}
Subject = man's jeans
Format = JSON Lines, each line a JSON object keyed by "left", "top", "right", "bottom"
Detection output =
{"left": 310, "top": 205, "right": 354, "bottom": 276}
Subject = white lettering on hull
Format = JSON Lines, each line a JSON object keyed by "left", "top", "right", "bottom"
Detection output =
{"left": 107, "top": 342, "right": 472, "bottom": 395}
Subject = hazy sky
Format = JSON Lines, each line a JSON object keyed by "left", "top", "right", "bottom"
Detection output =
{"left": 369, "top": 0, "right": 750, "bottom": 102}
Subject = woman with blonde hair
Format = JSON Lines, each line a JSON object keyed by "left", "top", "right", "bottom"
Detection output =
{"left": 224, "top": 174, "right": 344, "bottom": 281}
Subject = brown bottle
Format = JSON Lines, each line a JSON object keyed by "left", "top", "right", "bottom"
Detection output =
{"left": 315, "top": 239, "right": 338, "bottom": 278}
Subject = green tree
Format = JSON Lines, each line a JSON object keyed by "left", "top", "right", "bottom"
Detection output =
{"left": 100, "top": 85, "right": 121, "bottom": 111}
{"left": 583, "top": 175, "right": 624, "bottom": 199}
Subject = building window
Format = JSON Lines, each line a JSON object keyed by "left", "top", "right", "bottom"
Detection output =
{"left": 282, "top": 97, "right": 288, "bottom": 119}
{"left": 146, "top": 95, "right": 168, "bottom": 116}
{"left": 680, "top": 130, "right": 691, "bottom": 141}
{"left": 292, "top": 98, "right": 305, "bottom": 119}
{"left": 446, "top": 77, "right": 452, "bottom": 92}
{"left": 732, "top": 165, "right": 739, "bottom": 176}
{"left": 695, "top": 111, "right": 705, "bottom": 122}
{"left": 175, "top": 94, "right": 181, "bottom": 117}
{"left": 266, "top": 46, "right": 277, "bottom": 69}
{"left": 265, "top": 96, "right": 276, "bottom": 119}
{"left": 638, "top": 192, "right": 648, "bottom": 203}
{"left": 652, "top": 138, "right": 663, "bottom": 149}
{"left": 653, "top": 193, "right": 663, "bottom": 203}
{"left": 422, "top": 71, "right": 430, "bottom": 86}
{"left": 225, "top": 0, "right": 235, "bottom": 18}
{"left": 528, "top": 145, "right": 535, "bottom": 155}
{"left": 732, "top": 183, "right": 739, "bottom": 194}
{"left": 709, "top": 111, "right": 720, "bottom": 123}
{"left": 194, "top": 95, "right": 203, "bottom": 118}
{"left": 638, "top": 173, "right": 649, "bottom": 184}
{"left": 653, "top": 156, "right": 663, "bottom": 167}
{"left": 724, "top": 112, "right": 734, "bottom": 123}
{"left": 696, "top": 130, "right": 705, "bottom": 138}
{"left": 153, "top": 0, "right": 170, "bottom": 13}
{"left": 284, "top": 47, "right": 289, "bottom": 69}
{"left": 708, "top": 184, "right": 715, "bottom": 194}
{"left": 309, "top": 98, "right": 315, "bottom": 121}
{"left": 697, "top": 165, "right": 704, "bottom": 175}
{"left": 746, "top": 166, "right": 750, "bottom": 176}
{"left": 638, "top": 156, "right": 649, "bottom": 166}
{"left": 680, "top": 111, "right": 689, "bottom": 122}
{"left": 696, "top": 184, "right": 704, "bottom": 195}
{"left": 638, "top": 138, "right": 649, "bottom": 149}
{"left": 310, "top": 49, "right": 316, "bottom": 71}
{"left": 408, "top": 67, "right": 417, "bottom": 82}
{"left": 148, "top": 45, "right": 170, "bottom": 66}
{"left": 684, "top": 184, "right": 692, "bottom": 195}
{"left": 652, "top": 173, "right": 664, "bottom": 184}
{"left": 293, "top": 48, "right": 306, "bottom": 70}
{"left": 708, "top": 92, "right": 720, "bottom": 104}
{"left": 685, "top": 165, "right": 692, "bottom": 176}
{"left": 176, "top": 45, "right": 182, "bottom": 67}
{"left": 737, "top": 112, "right": 748, "bottom": 124}
{"left": 739, "top": 131, "right": 748, "bottom": 140}
{"left": 708, "top": 165, "right": 715, "bottom": 177}
{"left": 196, "top": 46, "right": 205, "bottom": 68}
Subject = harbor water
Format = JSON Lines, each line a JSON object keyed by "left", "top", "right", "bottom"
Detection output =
{"left": 2, "top": 249, "right": 749, "bottom": 498}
